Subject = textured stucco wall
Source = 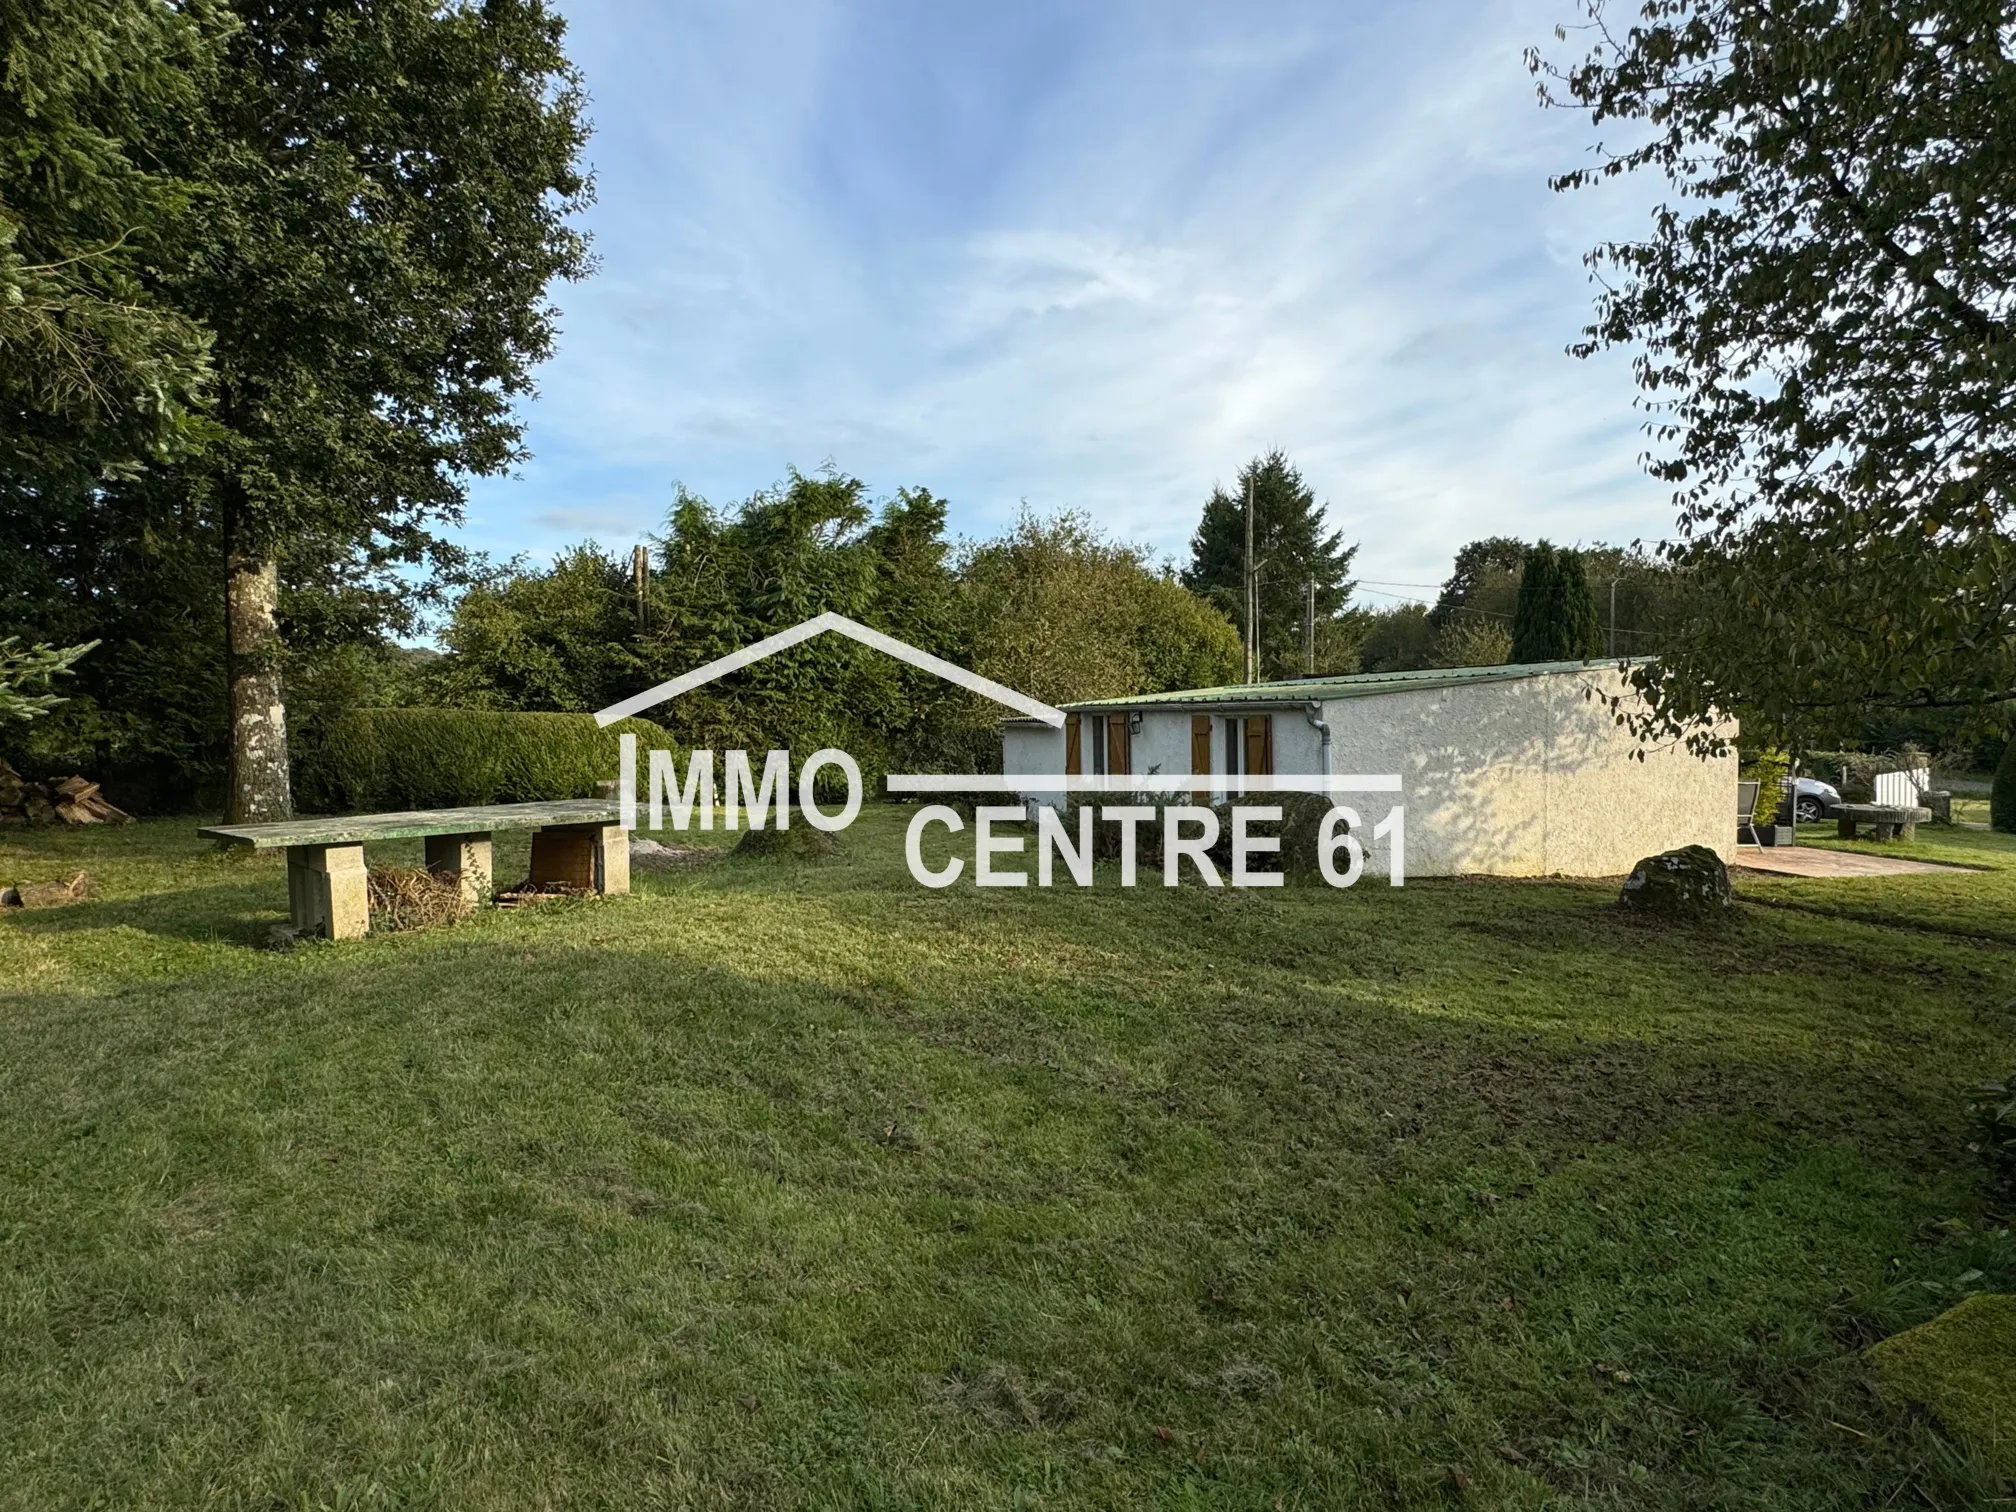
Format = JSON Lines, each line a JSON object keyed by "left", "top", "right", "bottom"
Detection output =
{"left": 1323, "top": 665, "right": 1734, "bottom": 878}
{"left": 1133, "top": 712, "right": 1192, "bottom": 784}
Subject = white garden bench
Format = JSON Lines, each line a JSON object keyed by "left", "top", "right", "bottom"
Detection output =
{"left": 200, "top": 800, "right": 629, "bottom": 940}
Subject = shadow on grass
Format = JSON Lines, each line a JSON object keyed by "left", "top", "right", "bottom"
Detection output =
{"left": 0, "top": 876, "right": 285, "bottom": 950}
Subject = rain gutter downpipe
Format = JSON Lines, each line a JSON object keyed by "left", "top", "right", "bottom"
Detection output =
{"left": 1303, "top": 701, "right": 1332, "bottom": 785}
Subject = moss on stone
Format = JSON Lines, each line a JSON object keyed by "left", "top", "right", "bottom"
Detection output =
{"left": 1868, "top": 1292, "right": 2016, "bottom": 1475}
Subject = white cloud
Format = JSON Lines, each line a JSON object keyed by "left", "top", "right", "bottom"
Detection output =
{"left": 462, "top": 0, "right": 1675, "bottom": 598}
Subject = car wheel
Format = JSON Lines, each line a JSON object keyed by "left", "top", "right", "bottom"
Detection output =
{"left": 1795, "top": 796, "right": 1824, "bottom": 824}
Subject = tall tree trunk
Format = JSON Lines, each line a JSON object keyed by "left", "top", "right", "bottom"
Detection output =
{"left": 226, "top": 550, "right": 292, "bottom": 823}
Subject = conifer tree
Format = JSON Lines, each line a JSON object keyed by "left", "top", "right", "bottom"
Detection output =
{"left": 1511, "top": 544, "right": 1604, "bottom": 663}
{"left": 1511, "top": 544, "right": 1560, "bottom": 662}
{"left": 1184, "top": 451, "right": 1356, "bottom": 680}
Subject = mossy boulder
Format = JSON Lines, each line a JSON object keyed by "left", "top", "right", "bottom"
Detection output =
{"left": 1868, "top": 1292, "right": 2016, "bottom": 1476}
{"left": 1619, "top": 845, "right": 1732, "bottom": 917}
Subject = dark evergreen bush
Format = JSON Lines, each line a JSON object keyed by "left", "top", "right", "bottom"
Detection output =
{"left": 1993, "top": 734, "right": 2016, "bottom": 833}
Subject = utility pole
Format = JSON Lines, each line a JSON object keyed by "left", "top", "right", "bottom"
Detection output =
{"left": 1607, "top": 578, "right": 1618, "bottom": 659}
{"left": 1243, "top": 474, "right": 1255, "bottom": 683}
{"left": 633, "top": 544, "right": 649, "bottom": 634}
{"left": 1304, "top": 577, "right": 1316, "bottom": 676}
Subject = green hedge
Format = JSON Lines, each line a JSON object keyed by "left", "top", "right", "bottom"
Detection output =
{"left": 299, "top": 708, "right": 675, "bottom": 813}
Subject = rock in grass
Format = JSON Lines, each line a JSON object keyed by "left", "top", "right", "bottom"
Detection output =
{"left": 1868, "top": 1292, "right": 2016, "bottom": 1476}
{"left": 1618, "top": 845, "right": 1731, "bottom": 916}
{"left": 8, "top": 870, "right": 92, "bottom": 908}
{"left": 732, "top": 825, "right": 843, "bottom": 861}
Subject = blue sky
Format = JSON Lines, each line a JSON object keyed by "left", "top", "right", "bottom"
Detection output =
{"left": 459, "top": 0, "right": 1667, "bottom": 609}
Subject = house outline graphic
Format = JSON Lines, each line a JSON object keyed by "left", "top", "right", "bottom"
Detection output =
{"left": 592, "top": 611, "right": 1066, "bottom": 729}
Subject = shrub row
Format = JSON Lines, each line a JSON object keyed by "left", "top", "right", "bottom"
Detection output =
{"left": 299, "top": 708, "right": 674, "bottom": 813}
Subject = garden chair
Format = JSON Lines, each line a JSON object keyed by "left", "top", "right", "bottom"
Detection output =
{"left": 1736, "top": 779, "right": 1762, "bottom": 847}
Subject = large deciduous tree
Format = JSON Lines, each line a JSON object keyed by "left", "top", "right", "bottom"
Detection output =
{"left": 965, "top": 510, "right": 1241, "bottom": 709}
{"left": 1184, "top": 450, "right": 1357, "bottom": 680}
{"left": 147, "top": 0, "right": 589, "bottom": 819}
{"left": 1532, "top": 1, "right": 2016, "bottom": 748}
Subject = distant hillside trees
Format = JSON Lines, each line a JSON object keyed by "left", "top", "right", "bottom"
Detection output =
{"left": 1349, "top": 538, "right": 1683, "bottom": 676}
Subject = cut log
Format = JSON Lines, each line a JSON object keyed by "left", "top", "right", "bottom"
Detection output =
{"left": 54, "top": 802, "right": 102, "bottom": 825}
{"left": 52, "top": 776, "right": 99, "bottom": 801}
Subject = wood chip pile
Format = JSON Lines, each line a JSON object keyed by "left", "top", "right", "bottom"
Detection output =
{"left": 0, "top": 760, "right": 132, "bottom": 825}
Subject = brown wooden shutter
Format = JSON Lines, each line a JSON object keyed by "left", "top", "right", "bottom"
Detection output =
{"left": 1108, "top": 715, "right": 1131, "bottom": 777}
{"left": 1192, "top": 716, "right": 1212, "bottom": 800}
{"left": 1246, "top": 715, "right": 1273, "bottom": 778}
{"left": 1065, "top": 715, "right": 1081, "bottom": 776}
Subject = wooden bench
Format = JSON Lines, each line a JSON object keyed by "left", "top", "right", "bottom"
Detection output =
{"left": 1835, "top": 802, "right": 1933, "bottom": 843}
{"left": 200, "top": 800, "right": 629, "bottom": 940}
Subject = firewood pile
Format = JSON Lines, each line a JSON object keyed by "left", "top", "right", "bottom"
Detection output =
{"left": 0, "top": 760, "right": 132, "bottom": 826}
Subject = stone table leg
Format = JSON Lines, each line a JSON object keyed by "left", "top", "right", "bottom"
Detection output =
{"left": 425, "top": 831, "right": 494, "bottom": 908}
{"left": 1837, "top": 815, "right": 1859, "bottom": 839}
{"left": 286, "top": 843, "right": 369, "bottom": 939}
{"left": 530, "top": 823, "right": 629, "bottom": 896}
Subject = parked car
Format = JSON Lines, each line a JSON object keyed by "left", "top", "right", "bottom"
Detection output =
{"left": 1783, "top": 776, "right": 1842, "bottom": 824}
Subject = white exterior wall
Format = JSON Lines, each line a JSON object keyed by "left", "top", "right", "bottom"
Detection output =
{"left": 1132, "top": 711, "right": 1192, "bottom": 786}
{"left": 1324, "top": 665, "right": 1734, "bottom": 878}
{"left": 1003, "top": 722, "right": 1066, "bottom": 808}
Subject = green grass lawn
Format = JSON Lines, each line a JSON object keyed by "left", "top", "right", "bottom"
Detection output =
{"left": 1756, "top": 817, "right": 2016, "bottom": 941}
{"left": 3, "top": 811, "right": 2014, "bottom": 1510}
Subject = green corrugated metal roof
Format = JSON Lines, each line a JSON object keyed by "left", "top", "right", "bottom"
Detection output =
{"left": 1062, "top": 657, "right": 1648, "bottom": 712}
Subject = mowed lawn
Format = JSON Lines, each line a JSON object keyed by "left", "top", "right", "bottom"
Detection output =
{"left": 3, "top": 811, "right": 2014, "bottom": 1510}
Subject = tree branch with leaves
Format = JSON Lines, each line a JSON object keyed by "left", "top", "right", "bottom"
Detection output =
{"left": 1532, "top": 0, "right": 2016, "bottom": 748}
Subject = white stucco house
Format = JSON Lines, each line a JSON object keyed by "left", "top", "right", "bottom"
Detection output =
{"left": 1000, "top": 659, "right": 1736, "bottom": 879}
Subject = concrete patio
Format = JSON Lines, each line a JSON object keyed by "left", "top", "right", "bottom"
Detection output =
{"left": 1731, "top": 846, "right": 1972, "bottom": 878}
